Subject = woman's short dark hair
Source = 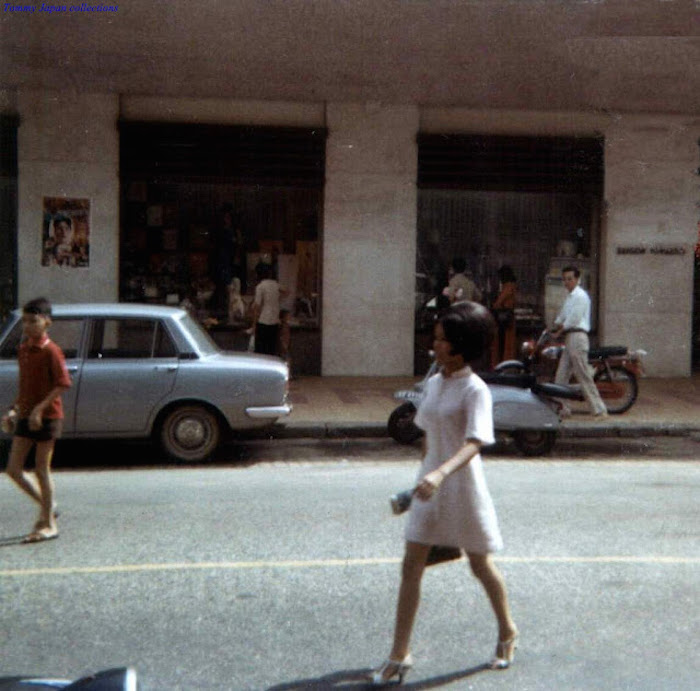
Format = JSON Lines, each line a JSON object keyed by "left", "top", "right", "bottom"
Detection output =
{"left": 23, "top": 297, "right": 52, "bottom": 317}
{"left": 439, "top": 301, "right": 495, "bottom": 362}
{"left": 498, "top": 265, "right": 516, "bottom": 283}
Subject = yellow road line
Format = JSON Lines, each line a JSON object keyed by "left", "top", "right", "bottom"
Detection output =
{"left": 1, "top": 555, "right": 699, "bottom": 577}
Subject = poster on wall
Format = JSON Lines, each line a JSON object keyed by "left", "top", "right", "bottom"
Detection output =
{"left": 42, "top": 197, "right": 90, "bottom": 268}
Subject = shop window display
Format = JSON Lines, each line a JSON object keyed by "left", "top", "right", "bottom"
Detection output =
{"left": 119, "top": 121, "right": 325, "bottom": 372}
{"left": 120, "top": 182, "right": 321, "bottom": 328}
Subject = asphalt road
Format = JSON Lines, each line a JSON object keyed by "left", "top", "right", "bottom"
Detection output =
{"left": 1, "top": 438, "right": 699, "bottom": 690}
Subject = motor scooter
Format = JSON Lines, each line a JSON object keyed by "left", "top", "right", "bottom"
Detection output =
{"left": 493, "top": 329, "right": 646, "bottom": 414}
{"left": 0, "top": 667, "right": 137, "bottom": 690}
{"left": 388, "top": 360, "right": 561, "bottom": 456}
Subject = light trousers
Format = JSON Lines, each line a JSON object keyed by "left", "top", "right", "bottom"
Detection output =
{"left": 555, "top": 332, "right": 607, "bottom": 416}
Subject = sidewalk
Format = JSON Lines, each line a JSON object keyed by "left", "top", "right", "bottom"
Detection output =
{"left": 271, "top": 373, "right": 700, "bottom": 440}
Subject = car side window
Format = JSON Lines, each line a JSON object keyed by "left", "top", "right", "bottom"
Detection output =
{"left": 154, "top": 321, "right": 177, "bottom": 358}
{"left": 0, "top": 321, "right": 22, "bottom": 359}
{"left": 49, "top": 319, "right": 85, "bottom": 359}
{"left": 88, "top": 319, "right": 176, "bottom": 359}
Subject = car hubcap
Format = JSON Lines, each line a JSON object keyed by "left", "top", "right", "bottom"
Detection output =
{"left": 175, "top": 417, "right": 207, "bottom": 449}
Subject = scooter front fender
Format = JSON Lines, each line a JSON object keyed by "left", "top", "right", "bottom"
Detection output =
{"left": 493, "top": 360, "right": 526, "bottom": 373}
{"left": 490, "top": 384, "right": 560, "bottom": 432}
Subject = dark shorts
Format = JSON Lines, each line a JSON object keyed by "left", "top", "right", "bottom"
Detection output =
{"left": 14, "top": 418, "right": 63, "bottom": 442}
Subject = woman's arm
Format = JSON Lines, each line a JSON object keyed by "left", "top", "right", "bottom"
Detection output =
{"left": 414, "top": 438, "right": 482, "bottom": 501}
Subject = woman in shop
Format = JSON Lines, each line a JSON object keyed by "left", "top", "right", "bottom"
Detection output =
{"left": 490, "top": 265, "right": 517, "bottom": 368}
{"left": 371, "top": 301, "right": 518, "bottom": 685}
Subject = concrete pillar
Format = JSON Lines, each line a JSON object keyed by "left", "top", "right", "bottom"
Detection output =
{"left": 17, "top": 90, "right": 119, "bottom": 305}
{"left": 602, "top": 115, "right": 700, "bottom": 376}
{"left": 322, "top": 103, "right": 419, "bottom": 375}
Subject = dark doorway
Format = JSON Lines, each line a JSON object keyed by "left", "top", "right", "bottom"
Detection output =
{"left": 693, "top": 221, "right": 700, "bottom": 371}
{"left": 415, "top": 134, "right": 604, "bottom": 374}
{"left": 0, "top": 115, "right": 18, "bottom": 320}
{"left": 119, "top": 122, "right": 326, "bottom": 374}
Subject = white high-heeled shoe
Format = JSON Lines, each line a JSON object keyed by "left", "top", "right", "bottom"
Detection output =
{"left": 371, "top": 653, "right": 413, "bottom": 685}
{"left": 490, "top": 632, "right": 519, "bottom": 670}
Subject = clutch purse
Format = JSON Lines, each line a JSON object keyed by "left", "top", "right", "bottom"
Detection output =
{"left": 1, "top": 409, "right": 17, "bottom": 435}
{"left": 426, "top": 545, "right": 464, "bottom": 567}
{"left": 389, "top": 491, "right": 464, "bottom": 567}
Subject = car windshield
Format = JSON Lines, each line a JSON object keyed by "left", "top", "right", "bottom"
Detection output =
{"left": 178, "top": 313, "right": 220, "bottom": 356}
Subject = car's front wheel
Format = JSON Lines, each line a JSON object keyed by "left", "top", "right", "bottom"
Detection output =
{"left": 159, "top": 404, "right": 221, "bottom": 462}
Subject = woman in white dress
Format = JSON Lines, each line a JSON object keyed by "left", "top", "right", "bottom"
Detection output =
{"left": 372, "top": 302, "right": 519, "bottom": 685}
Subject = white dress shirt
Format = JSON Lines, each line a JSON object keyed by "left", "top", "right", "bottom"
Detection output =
{"left": 254, "top": 279, "right": 281, "bottom": 325}
{"left": 554, "top": 284, "right": 591, "bottom": 332}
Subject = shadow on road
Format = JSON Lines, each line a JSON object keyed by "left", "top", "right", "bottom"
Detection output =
{"left": 265, "top": 664, "right": 489, "bottom": 690}
{"left": 0, "top": 534, "right": 29, "bottom": 548}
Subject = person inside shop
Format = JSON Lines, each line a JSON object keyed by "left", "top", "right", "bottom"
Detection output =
{"left": 490, "top": 265, "right": 517, "bottom": 367}
{"left": 247, "top": 261, "right": 288, "bottom": 356}
{"left": 212, "top": 204, "right": 246, "bottom": 316}
{"left": 446, "top": 257, "right": 482, "bottom": 304}
{"left": 549, "top": 265, "right": 608, "bottom": 419}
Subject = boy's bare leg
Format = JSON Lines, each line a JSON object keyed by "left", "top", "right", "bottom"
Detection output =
{"left": 6, "top": 436, "right": 42, "bottom": 505}
{"left": 33, "top": 440, "right": 57, "bottom": 531}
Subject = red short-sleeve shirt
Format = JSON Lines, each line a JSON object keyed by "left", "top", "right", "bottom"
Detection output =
{"left": 17, "top": 338, "right": 72, "bottom": 419}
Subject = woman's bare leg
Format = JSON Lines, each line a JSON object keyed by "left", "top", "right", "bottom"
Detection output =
{"left": 467, "top": 552, "right": 517, "bottom": 641}
{"left": 389, "top": 541, "right": 431, "bottom": 660}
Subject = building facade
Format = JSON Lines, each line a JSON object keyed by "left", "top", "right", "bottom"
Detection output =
{"left": 1, "top": 3, "right": 698, "bottom": 377}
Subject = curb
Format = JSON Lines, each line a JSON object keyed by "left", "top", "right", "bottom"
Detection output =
{"left": 252, "top": 421, "right": 700, "bottom": 441}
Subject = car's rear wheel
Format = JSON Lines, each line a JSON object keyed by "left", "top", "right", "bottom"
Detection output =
{"left": 159, "top": 404, "right": 220, "bottom": 462}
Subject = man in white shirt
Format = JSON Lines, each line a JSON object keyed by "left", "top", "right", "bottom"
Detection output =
{"left": 249, "top": 263, "right": 288, "bottom": 356}
{"left": 550, "top": 266, "right": 608, "bottom": 419}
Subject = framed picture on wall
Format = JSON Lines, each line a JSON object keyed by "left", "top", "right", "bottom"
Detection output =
{"left": 42, "top": 197, "right": 90, "bottom": 268}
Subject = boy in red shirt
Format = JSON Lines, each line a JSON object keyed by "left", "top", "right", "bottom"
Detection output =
{"left": 2, "top": 297, "right": 71, "bottom": 543}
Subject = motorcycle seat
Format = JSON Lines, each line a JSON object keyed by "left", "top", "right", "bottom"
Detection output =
{"left": 589, "top": 346, "right": 627, "bottom": 359}
{"left": 533, "top": 381, "right": 579, "bottom": 399}
{"left": 479, "top": 371, "right": 537, "bottom": 389}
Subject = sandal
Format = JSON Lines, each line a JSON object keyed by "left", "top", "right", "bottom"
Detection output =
{"left": 23, "top": 527, "right": 59, "bottom": 544}
{"left": 371, "top": 654, "right": 413, "bottom": 685}
{"left": 490, "top": 632, "right": 519, "bottom": 670}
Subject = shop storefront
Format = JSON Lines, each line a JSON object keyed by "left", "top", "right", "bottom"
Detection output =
{"left": 414, "top": 134, "right": 604, "bottom": 372}
{"left": 119, "top": 121, "right": 326, "bottom": 373}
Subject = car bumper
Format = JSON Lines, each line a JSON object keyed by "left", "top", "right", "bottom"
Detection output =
{"left": 245, "top": 404, "right": 292, "bottom": 419}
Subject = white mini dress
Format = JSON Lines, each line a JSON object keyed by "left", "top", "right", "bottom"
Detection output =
{"left": 405, "top": 367, "right": 504, "bottom": 554}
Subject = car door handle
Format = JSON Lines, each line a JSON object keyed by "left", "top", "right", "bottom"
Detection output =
{"left": 67, "top": 366, "right": 79, "bottom": 373}
{"left": 154, "top": 365, "right": 178, "bottom": 372}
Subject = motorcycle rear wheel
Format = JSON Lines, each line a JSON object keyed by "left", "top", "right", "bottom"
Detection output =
{"left": 512, "top": 429, "right": 557, "bottom": 456}
{"left": 388, "top": 402, "right": 423, "bottom": 445}
{"left": 594, "top": 366, "right": 638, "bottom": 414}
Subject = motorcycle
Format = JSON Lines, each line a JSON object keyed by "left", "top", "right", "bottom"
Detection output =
{"left": 494, "top": 330, "right": 646, "bottom": 414}
{"left": 0, "top": 667, "right": 137, "bottom": 690}
{"left": 388, "top": 360, "right": 561, "bottom": 456}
